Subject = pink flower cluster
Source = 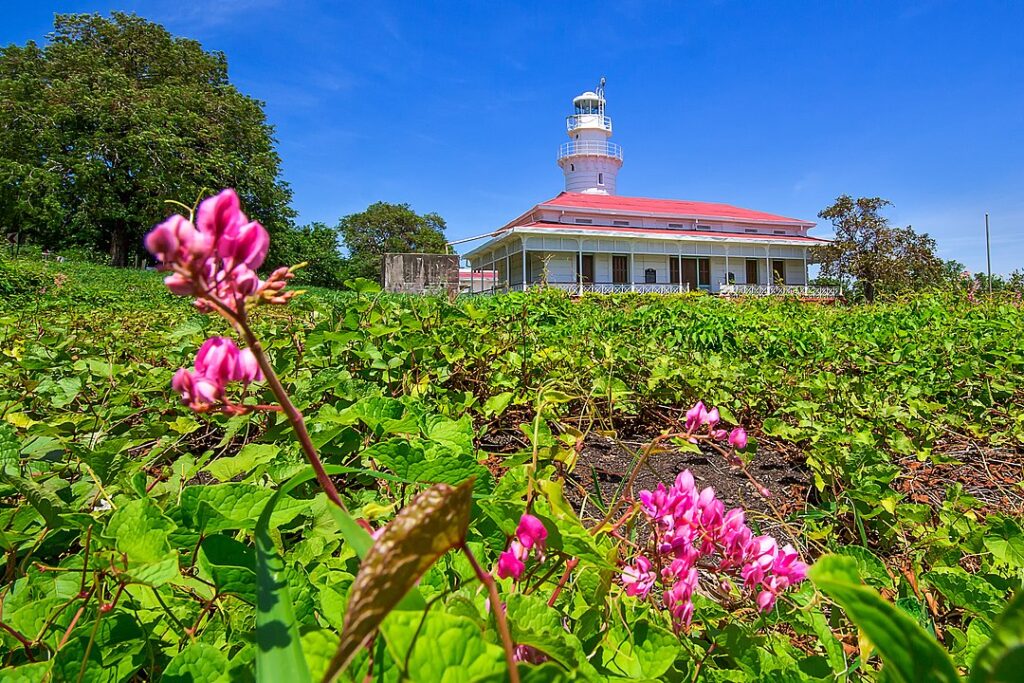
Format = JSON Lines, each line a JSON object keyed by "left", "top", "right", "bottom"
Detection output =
{"left": 496, "top": 514, "right": 548, "bottom": 581}
{"left": 621, "top": 469, "right": 808, "bottom": 632}
{"left": 172, "top": 336, "right": 263, "bottom": 411}
{"left": 685, "top": 400, "right": 747, "bottom": 449}
{"left": 144, "top": 189, "right": 295, "bottom": 315}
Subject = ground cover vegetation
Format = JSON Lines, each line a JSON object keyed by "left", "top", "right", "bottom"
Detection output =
{"left": 1, "top": 192, "right": 1022, "bottom": 681}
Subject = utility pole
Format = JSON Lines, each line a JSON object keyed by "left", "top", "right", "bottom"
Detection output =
{"left": 985, "top": 213, "right": 992, "bottom": 293}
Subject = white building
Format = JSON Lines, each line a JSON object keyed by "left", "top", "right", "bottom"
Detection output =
{"left": 463, "top": 82, "right": 836, "bottom": 297}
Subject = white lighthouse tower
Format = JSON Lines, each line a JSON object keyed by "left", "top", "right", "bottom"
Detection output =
{"left": 556, "top": 78, "right": 623, "bottom": 195}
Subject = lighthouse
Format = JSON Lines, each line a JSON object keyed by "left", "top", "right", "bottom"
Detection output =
{"left": 556, "top": 78, "right": 623, "bottom": 195}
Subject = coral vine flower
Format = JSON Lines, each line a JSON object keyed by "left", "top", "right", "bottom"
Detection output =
{"left": 516, "top": 514, "right": 548, "bottom": 551}
{"left": 684, "top": 401, "right": 707, "bottom": 432}
{"left": 144, "top": 189, "right": 294, "bottom": 316}
{"left": 728, "top": 427, "right": 748, "bottom": 450}
{"left": 624, "top": 465, "right": 809, "bottom": 630}
{"left": 172, "top": 336, "right": 263, "bottom": 411}
{"left": 497, "top": 514, "right": 549, "bottom": 581}
{"left": 621, "top": 555, "right": 656, "bottom": 598}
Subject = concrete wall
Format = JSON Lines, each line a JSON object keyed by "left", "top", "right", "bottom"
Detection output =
{"left": 381, "top": 253, "right": 459, "bottom": 294}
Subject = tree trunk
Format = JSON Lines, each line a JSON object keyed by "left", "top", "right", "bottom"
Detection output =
{"left": 864, "top": 279, "right": 875, "bottom": 302}
{"left": 109, "top": 221, "right": 130, "bottom": 267}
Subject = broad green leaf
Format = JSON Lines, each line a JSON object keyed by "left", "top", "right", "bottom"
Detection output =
{"left": 810, "top": 555, "right": 959, "bottom": 683}
{"left": 104, "top": 498, "right": 180, "bottom": 586}
{"left": 834, "top": 545, "right": 892, "bottom": 589}
{"left": 506, "top": 592, "right": 598, "bottom": 675}
{"left": 199, "top": 534, "right": 257, "bottom": 603}
{"left": 162, "top": 642, "right": 229, "bottom": 682}
{"left": 205, "top": 443, "right": 280, "bottom": 482}
{"left": 0, "top": 661, "right": 52, "bottom": 682}
{"left": 598, "top": 617, "right": 680, "bottom": 679}
{"left": 924, "top": 567, "right": 1004, "bottom": 619}
{"left": 970, "top": 591, "right": 1024, "bottom": 683}
{"left": 324, "top": 479, "right": 474, "bottom": 681}
{"left": 483, "top": 391, "right": 513, "bottom": 417}
{"left": 379, "top": 610, "right": 506, "bottom": 682}
{"left": 180, "top": 483, "right": 308, "bottom": 533}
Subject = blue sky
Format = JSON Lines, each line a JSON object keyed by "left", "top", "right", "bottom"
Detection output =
{"left": 3, "top": 1, "right": 1023, "bottom": 273}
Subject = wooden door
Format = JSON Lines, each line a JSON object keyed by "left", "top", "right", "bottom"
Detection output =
{"left": 745, "top": 259, "right": 758, "bottom": 284}
{"left": 682, "top": 259, "right": 698, "bottom": 291}
{"left": 581, "top": 254, "right": 594, "bottom": 283}
{"left": 698, "top": 259, "right": 710, "bottom": 287}
{"left": 612, "top": 255, "right": 628, "bottom": 284}
{"left": 669, "top": 257, "right": 680, "bottom": 284}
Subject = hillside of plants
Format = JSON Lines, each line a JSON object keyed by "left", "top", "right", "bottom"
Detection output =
{"left": 1, "top": 250, "right": 1023, "bottom": 682}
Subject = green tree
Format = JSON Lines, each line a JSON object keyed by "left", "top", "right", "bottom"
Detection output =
{"left": 270, "top": 222, "right": 348, "bottom": 289}
{"left": 338, "top": 202, "right": 448, "bottom": 281}
{"left": 811, "top": 195, "right": 943, "bottom": 302}
{"left": 0, "top": 12, "right": 293, "bottom": 266}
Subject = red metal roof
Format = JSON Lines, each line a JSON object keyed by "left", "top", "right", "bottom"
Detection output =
{"left": 511, "top": 221, "right": 828, "bottom": 243}
{"left": 539, "top": 192, "right": 812, "bottom": 225}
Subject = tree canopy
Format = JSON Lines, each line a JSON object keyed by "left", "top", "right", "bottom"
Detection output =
{"left": 811, "top": 195, "right": 943, "bottom": 301}
{"left": 0, "top": 12, "right": 293, "bottom": 266}
{"left": 338, "top": 201, "right": 448, "bottom": 281}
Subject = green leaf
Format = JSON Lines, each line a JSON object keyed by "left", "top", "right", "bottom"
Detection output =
{"left": 205, "top": 443, "right": 280, "bottom": 482}
{"left": 180, "top": 483, "right": 307, "bottom": 533}
{"left": 834, "top": 545, "right": 892, "bottom": 589}
{"left": 810, "top": 555, "right": 959, "bottom": 683}
{"left": 924, "top": 567, "right": 1005, "bottom": 619}
{"left": 598, "top": 617, "right": 679, "bottom": 679}
{"left": 0, "top": 423, "right": 19, "bottom": 475}
{"left": 970, "top": 591, "right": 1024, "bottom": 683}
{"left": 0, "top": 661, "right": 52, "bottom": 682}
{"left": 162, "top": 642, "right": 229, "bottom": 682}
{"left": 379, "top": 610, "right": 506, "bottom": 681}
{"left": 506, "top": 593, "right": 598, "bottom": 675}
{"left": 324, "top": 479, "right": 475, "bottom": 680}
{"left": 199, "top": 534, "right": 257, "bottom": 603}
{"left": 1, "top": 474, "right": 68, "bottom": 529}
{"left": 482, "top": 391, "right": 513, "bottom": 417}
{"left": 255, "top": 479, "right": 313, "bottom": 683}
{"left": 104, "top": 498, "right": 180, "bottom": 586}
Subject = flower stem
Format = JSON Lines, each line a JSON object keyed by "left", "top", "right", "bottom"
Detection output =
{"left": 461, "top": 545, "right": 520, "bottom": 683}
{"left": 237, "top": 323, "right": 349, "bottom": 513}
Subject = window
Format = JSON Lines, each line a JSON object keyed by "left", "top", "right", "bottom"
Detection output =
{"left": 745, "top": 259, "right": 758, "bottom": 284}
{"left": 644, "top": 268, "right": 657, "bottom": 284}
{"left": 574, "top": 218, "right": 593, "bottom": 224}
{"left": 598, "top": 172, "right": 604, "bottom": 185}
{"left": 575, "top": 134, "right": 579, "bottom": 140}
{"left": 695, "top": 224, "right": 712, "bottom": 231}
{"left": 670, "top": 257, "right": 680, "bottom": 283}
{"left": 612, "top": 255, "right": 628, "bottom": 284}
{"left": 744, "top": 228, "right": 758, "bottom": 234}
{"left": 726, "top": 271, "right": 736, "bottom": 285}
{"left": 773, "top": 230, "right": 786, "bottom": 235}
{"left": 613, "top": 220, "right": 630, "bottom": 226}
{"left": 570, "top": 163, "right": 575, "bottom": 172}
{"left": 667, "top": 223, "right": 684, "bottom": 228}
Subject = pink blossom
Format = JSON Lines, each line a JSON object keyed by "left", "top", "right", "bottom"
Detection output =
{"left": 704, "top": 407, "right": 720, "bottom": 428}
{"left": 195, "top": 337, "right": 240, "bottom": 382}
{"left": 756, "top": 589, "right": 776, "bottom": 612}
{"left": 234, "top": 347, "right": 263, "bottom": 384}
{"left": 711, "top": 429, "right": 728, "bottom": 440}
{"left": 497, "top": 540, "right": 526, "bottom": 580}
{"left": 621, "top": 555, "right": 656, "bottom": 598}
{"left": 685, "top": 401, "right": 707, "bottom": 432}
{"left": 728, "top": 427, "right": 748, "bottom": 450}
{"left": 144, "top": 188, "right": 295, "bottom": 316}
{"left": 516, "top": 514, "right": 548, "bottom": 551}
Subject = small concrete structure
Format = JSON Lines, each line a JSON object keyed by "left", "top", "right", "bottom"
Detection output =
{"left": 381, "top": 253, "right": 459, "bottom": 295}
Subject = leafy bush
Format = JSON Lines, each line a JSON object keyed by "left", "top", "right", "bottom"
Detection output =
{"left": 1, "top": 212, "right": 1022, "bottom": 681}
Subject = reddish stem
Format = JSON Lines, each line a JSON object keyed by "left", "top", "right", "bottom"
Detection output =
{"left": 461, "top": 545, "right": 520, "bottom": 683}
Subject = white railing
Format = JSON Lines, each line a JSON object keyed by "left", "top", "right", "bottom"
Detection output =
{"left": 566, "top": 114, "right": 612, "bottom": 133}
{"left": 515, "top": 282, "right": 691, "bottom": 295}
{"left": 557, "top": 140, "right": 623, "bottom": 161}
{"left": 719, "top": 283, "right": 841, "bottom": 298}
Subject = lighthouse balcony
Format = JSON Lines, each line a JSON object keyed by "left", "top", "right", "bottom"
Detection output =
{"left": 557, "top": 140, "right": 623, "bottom": 162}
{"left": 566, "top": 114, "right": 612, "bottom": 133}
